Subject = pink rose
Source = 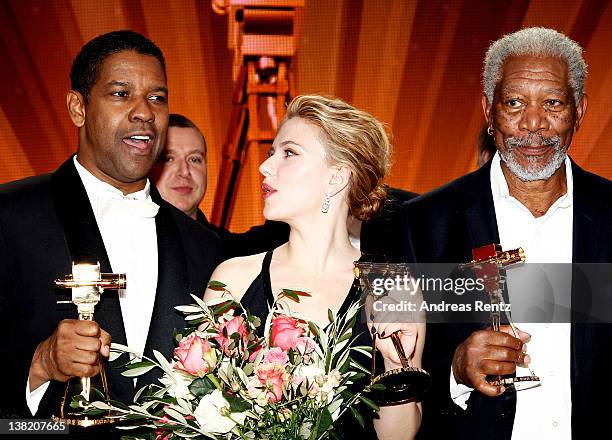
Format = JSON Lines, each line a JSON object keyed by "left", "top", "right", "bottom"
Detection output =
{"left": 295, "top": 337, "right": 316, "bottom": 355}
{"left": 270, "top": 316, "right": 305, "bottom": 351}
{"left": 155, "top": 415, "right": 172, "bottom": 440}
{"left": 174, "top": 334, "right": 216, "bottom": 376}
{"left": 214, "top": 316, "right": 248, "bottom": 355}
{"left": 248, "top": 342, "right": 263, "bottom": 362}
{"left": 263, "top": 347, "right": 289, "bottom": 365}
{"left": 255, "top": 363, "right": 289, "bottom": 403}
{"left": 155, "top": 411, "right": 193, "bottom": 439}
{"left": 292, "top": 375, "right": 305, "bottom": 387}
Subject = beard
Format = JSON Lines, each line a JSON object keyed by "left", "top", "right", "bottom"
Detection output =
{"left": 500, "top": 133, "right": 567, "bottom": 181}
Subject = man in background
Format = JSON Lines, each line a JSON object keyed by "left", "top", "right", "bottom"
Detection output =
{"left": 152, "top": 113, "right": 208, "bottom": 221}
{"left": 151, "top": 114, "right": 289, "bottom": 258}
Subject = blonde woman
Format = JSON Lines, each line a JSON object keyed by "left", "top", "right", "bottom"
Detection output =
{"left": 205, "top": 95, "right": 424, "bottom": 439}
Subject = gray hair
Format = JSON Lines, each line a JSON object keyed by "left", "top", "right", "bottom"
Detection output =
{"left": 483, "top": 27, "right": 587, "bottom": 105}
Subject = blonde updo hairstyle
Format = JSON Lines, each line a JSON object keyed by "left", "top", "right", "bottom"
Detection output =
{"left": 282, "top": 95, "right": 391, "bottom": 221}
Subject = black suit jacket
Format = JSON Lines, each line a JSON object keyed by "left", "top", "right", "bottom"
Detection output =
{"left": 0, "top": 157, "right": 220, "bottom": 418}
{"left": 404, "top": 159, "right": 612, "bottom": 439}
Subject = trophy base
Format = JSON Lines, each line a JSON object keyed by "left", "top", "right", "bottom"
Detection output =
{"left": 52, "top": 413, "right": 119, "bottom": 427}
{"left": 369, "top": 366, "right": 431, "bottom": 406}
{"left": 487, "top": 374, "right": 542, "bottom": 391}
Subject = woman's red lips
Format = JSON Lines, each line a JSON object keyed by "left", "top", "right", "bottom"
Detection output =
{"left": 262, "top": 183, "right": 277, "bottom": 199}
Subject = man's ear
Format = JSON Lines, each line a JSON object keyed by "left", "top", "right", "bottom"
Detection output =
{"left": 327, "top": 165, "right": 352, "bottom": 197}
{"left": 573, "top": 93, "right": 588, "bottom": 132}
{"left": 67, "top": 90, "right": 86, "bottom": 128}
{"left": 482, "top": 94, "right": 493, "bottom": 130}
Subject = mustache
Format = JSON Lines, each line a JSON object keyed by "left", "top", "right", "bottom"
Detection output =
{"left": 505, "top": 134, "right": 561, "bottom": 150}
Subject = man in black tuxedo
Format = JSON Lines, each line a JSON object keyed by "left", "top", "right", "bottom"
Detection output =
{"left": 405, "top": 28, "right": 612, "bottom": 439}
{"left": 0, "top": 31, "right": 219, "bottom": 419}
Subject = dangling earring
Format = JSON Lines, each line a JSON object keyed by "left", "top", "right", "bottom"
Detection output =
{"left": 487, "top": 126, "right": 494, "bottom": 136}
{"left": 321, "top": 193, "right": 331, "bottom": 213}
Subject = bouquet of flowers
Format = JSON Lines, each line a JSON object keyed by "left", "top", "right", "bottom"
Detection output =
{"left": 86, "top": 282, "right": 379, "bottom": 439}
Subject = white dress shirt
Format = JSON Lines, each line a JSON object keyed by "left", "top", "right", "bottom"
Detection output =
{"left": 26, "top": 156, "right": 159, "bottom": 415}
{"left": 450, "top": 152, "right": 573, "bottom": 439}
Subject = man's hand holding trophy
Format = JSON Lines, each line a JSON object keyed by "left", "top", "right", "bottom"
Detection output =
{"left": 28, "top": 262, "right": 126, "bottom": 426}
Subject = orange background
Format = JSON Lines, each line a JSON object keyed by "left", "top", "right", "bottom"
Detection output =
{"left": 1, "top": 0, "right": 611, "bottom": 232}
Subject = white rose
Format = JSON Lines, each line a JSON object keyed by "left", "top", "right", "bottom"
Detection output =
{"left": 295, "top": 364, "right": 325, "bottom": 380}
{"left": 159, "top": 370, "right": 195, "bottom": 401}
{"left": 194, "top": 389, "right": 246, "bottom": 434}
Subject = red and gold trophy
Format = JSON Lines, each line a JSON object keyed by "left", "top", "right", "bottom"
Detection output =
{"left": 461, "top": 244, "right": 540, "bottom": 390}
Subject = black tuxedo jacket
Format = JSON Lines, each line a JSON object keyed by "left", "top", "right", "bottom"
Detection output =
{"left": 404, "top": 159, "right": 612, "bottom": 439}
{"left": 0, "top": 157, "right": 220, "bottom": 418}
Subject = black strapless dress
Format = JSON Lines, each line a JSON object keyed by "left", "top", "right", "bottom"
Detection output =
{"left": 240, "top": 250, "right": 380, "bottom": 439}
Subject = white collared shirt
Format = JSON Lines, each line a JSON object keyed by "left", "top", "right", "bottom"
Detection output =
{"left": 26, "top": 156, "right": 159, "bottom": 414}
{"left": 451, "top": 152, "right": 572, "bottom": 440}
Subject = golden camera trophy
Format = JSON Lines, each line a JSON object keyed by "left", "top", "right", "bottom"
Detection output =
{"left": 354, "top": 261, "right": 431, "bottom": 405}
{"left": 460, "top": 244, "right": 540, "bottom": 390}
{"left": 52, "top": 262, "right": 126, "bottom": 427}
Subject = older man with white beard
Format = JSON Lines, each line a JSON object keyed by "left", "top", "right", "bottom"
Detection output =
{"left": 404, "top": 27, "right": 612, "bottom": 440}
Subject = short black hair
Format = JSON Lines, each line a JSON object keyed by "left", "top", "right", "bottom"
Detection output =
{"left": 70, "top": 30, "right": 166, "bottom": 102}
{"left": 168, "top": 113, "right": 207, "bottom": 155}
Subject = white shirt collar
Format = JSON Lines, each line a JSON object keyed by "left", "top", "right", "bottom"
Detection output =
{"left": 73, "top": 155, "right": 151, "bottom": 201}
{"left": 490, "top": 151, "right": 573, "bottom": 215}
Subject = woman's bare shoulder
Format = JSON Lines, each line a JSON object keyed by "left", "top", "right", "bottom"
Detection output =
{"left": 204, "top": 252, "right": 267, "bottom": 302}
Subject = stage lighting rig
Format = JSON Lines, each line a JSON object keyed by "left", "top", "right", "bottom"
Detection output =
{"left": 211, "top": 0, "right": 304, "bottom": 228}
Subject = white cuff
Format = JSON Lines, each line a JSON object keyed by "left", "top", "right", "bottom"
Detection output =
{"left": 450, "top": 366, "right": 472, "bottom": 410}
{"left": 26, "top": 378, "right": 50, "bottom": 416}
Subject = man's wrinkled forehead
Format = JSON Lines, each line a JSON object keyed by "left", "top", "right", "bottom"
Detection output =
{"left": 495, "top": 55, "right": 572, "bottom": 96}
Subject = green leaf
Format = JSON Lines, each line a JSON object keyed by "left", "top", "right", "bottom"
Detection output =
{"left": 214, "top": 302, "right": 236, "bottom": 314}
{"left": 326, "top": 399, "right": 342, "bottom": 416}
{"left": 358, "top": 395, "right": 379, "bottom": 412}
{"left": 282, "top": 288, "right": 312, "bottom": 298}
{"left": 327, "top": 309, "right": 334, "bottom": 323}
{"left": 164, "top": 406, "right": 187, "bottom": 425}
{"left": 188, "top": 376, "right": 216, "bottom": 397}
{"left": 153, "top": 350, "right": 174, "bottom": 376}
{"left": 208, "top": 280, "right": 227, "bottom": 289}
{"left": 126, "top": 360, "right": 156, "bottom": 370}
{"left": 107, "top": 399, "right": 130, "bottom": 411}
{"left": 308, "top": 321, "right": 320, "bottom": 337}
{"left": 349, "top": 359, "right": 371, "bottom": 375}
{"left": 350, "top": 407, "right": 365, "bottom": 428}
{"left": 89, "top": 401, "right": 112, "bottom": 410}
{"left": 224, "top": 393, "right": 251, "bottom": 412}
{"left": 315, "top": 408, "right": 333, "bottom": 437}
{"left": 279, "top": 290, "right": 299, "bottom": 302}
{"left": 175, "top": 305, "right": 203, "bottom": 314}
{"left": 121, "top": 364, "right": 156, "bottom": 377}
{"left": 90, "top": 386, "right": 106, "bottom": 400}
{"left": 243, "top": 363, "right": 254, "bottom": 376}
{"left": 185, "top": 313, "right": 205, "bottom": 321}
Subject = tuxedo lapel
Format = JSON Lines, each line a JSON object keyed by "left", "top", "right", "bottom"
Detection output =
{"left": 463, "top": 162, "right": 500, "bottom": 253}
{"left": 49, "top": 157, "right": 132, "bottom": 401}
{"left": 571, "top": 162, "right": 602, "bottom": 264}
{"left": 569, "top": 161, "right": 605, "bottom": 429}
